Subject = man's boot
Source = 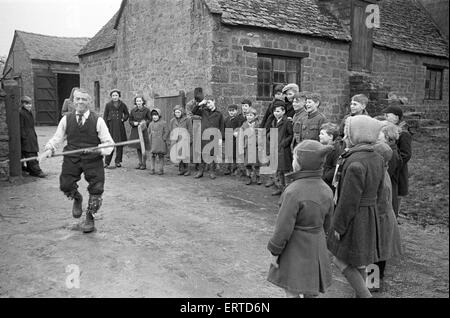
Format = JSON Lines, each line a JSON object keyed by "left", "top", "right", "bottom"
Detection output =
{"left": 184, "top": 164, "right": 192, "bottom": 176}
{"left": 81, "top": 195, "right": 102, "bottom": 233}
{"left": 245, "top": 169, "right": 252, "bottom": 185}
{"left": 194, "top": 164, "right": 204, "bottom": 178}
{"left": 157, "top": 156, "right": 164, "bottom": 175}
{"left": 255, "top": 172, "right": 262, "bottom": 185}
{"left": 209, "top": 163, "right": 216, "bottom": 179}
{"left": 71, "top": 191, "right": 83, "bottom": 219}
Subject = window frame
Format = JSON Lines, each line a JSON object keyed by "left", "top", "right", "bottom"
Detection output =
{"left": 425, "top": 67, "right": 444, "bottom": 101}
{"left": 256, "top": 54, "right": 302, "bottom": 101}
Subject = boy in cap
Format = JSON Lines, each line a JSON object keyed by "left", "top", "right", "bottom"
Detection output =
{"left": 295, "top": 92, "right": 327, "bottom": 143}
{"left": 260, "top": 84, "right": 285, "bottom": 130}
{"left": 339, "top": 94, "right": 370, "bottom": 138}
{"left": 19, "top": 96, "right": 46, "bottom": 178}
{"left": 383, "top": 103, "right": 412, "bottom": 216}
{"left": 267, "top": 140, "right": 334, "bottom": 298}
{"left": 270, "top": 100, "right": 293, "bottom": 195}
{"left": 290, "top": 91, "right": 308, "bottom": 151}
{"left": 241, "top": 99, "right": 252, "bottom": 118}
{"left": 223, "top": 104, "right": 245, "bottom": 175}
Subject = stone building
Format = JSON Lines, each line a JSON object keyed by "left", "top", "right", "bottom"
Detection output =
{"left": 78, "top": 0, "right": 449, "bottom": 121}
{"left": 2, "top": 31, "right": 89, "bottom": 125}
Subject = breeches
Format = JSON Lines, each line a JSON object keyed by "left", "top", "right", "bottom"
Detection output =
{"left": 60, "top": 156, "right": 105, "bottom": 196}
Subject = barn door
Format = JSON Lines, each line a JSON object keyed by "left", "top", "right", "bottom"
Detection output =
{"left": 154, "top": 91, "right": 186, "bottom": 122}
{"left": 34, "top": 71, "right": 58, "bottom": 125}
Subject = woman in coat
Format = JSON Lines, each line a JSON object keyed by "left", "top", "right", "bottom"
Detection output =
{"left": 327, "top": 115, "right": 385, "bottom": 298}
{"left": 128, "top": 95, "right": 151, "bottom": 170}
{"left": 61, "top": 87, "right": 79, "bottom": 118}
{"left": 104, "top": 88, "right": 129, "bottom": 168}
{"left": 267, "top": 140, "right": 334, "bottom": 298}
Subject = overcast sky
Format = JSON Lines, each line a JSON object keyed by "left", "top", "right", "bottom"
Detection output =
{"left": 0, "top": 0, "right": 123, "bottom": 57}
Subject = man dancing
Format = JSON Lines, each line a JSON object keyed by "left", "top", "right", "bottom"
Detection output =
{"left": 39, "top": 88, "right": 114, "bottom": 233}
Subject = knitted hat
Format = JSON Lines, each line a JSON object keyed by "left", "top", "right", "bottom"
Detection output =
{"left": 346, "top": 115, "right": 382, "bottom": 146}
{"left": 110, "top": 88, "right": 121, "bottom": 97}
{"left": 373, "top": 142, "right": 393, "bottom": 165}
{"left": 293, "top": 140, "right": 333, "bottom": 171}
{"left": 282, "top": 83, "right": 299, "bottom": 93}
{"left": 382, "top": 105, "right": 403, "bottom": 121}
{"left": 151, "top": 108, "right": 161, "bottom": 117}
{"left": 20, "top": 95, "right": 32, "bottom": 103}
{"left": 173, "top": 105, "right": 185, "bottom": 115}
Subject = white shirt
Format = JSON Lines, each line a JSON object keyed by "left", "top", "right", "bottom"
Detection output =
{"left": 45, "top": 110, "right": 114, "bottom": 156}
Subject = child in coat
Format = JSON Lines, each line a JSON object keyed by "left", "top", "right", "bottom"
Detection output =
{"left": 290, "top": 91, "right": 308, "bottom": 151}
{"left": 128, "top": 95, "right": 151, "bottom": 170}
{"left": 327, "top": 115, "right": 385, "bottom": 298}
{"left": 297, "top": 92, "right": 327, "bottom": 142}
{"left": 382, "top": 104, "right": 412, "bottom": 216}
{"left": 319, "top": 122, "right": 343, "bottom": 192}
{"left": 169, "top": 105, "right": 193, "bottom": 176}
{"left": 338, "top": 94, "right": 370, "bottom": 138}
{"left": 223, "top": 104, "right": 245, "bottom": 175}
{"left": 270, "top": 100, "right": 293, "bottom": 196}
{"left": 148, "top": 108, "right": 168, "bottom": 175}
{"left": 267, "top": 140, "right": 334, "bottom": 298}
{"left": 238, "top": 107, "right": 262, "bottom": 185}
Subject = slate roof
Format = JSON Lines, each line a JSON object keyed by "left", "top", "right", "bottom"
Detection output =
{"left": 15, "top": 31, "right": 89, "bottom": 63}
{"left": 374, "top": 0, "right": 448, "bottom": 58}
{"left": 81, "top": 0, "right": 448, "bottom": 59}
{"left": 210, "top": 0, "right": 351, "bottom": 41}
{"left": 78, "top": 11, "right": 119, "bottom": 56}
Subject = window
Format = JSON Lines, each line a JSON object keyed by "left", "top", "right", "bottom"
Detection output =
{"left": 257, "top": 56, "right": 300, "bottom": 100}
{"left": 425, "top": 67, "right": 443, "bottom": 100}
{"left": 94, "top": 81, "right": 100, "bottom": 111}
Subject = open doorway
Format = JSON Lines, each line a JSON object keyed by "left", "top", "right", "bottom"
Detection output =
{"left": 57, "top": 73, "right": 80, "bottom": 119}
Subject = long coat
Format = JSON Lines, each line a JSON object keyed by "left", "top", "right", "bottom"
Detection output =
{"left": 270, "top": 116, "right": 293, "bottom": 172}
{"left": 169, "top": 110, "right": 193, "bottom": 162}
{"left": 19, "top": 107, "right": 39, "bottom": 153}
{"left": 103, "top": 100, "right": 129, "bottom": 142}
{"left": 267, "top": 170, "right": 333, "bottom": 295}
{"left": 148, "top": 108, "right": 169, "bottom": 154}
{"left": 376, "top": 170, "right": 403, "bottom": 262}
{"left": 322, "top": 140, "right": 344, "bottom": 191}
{"left": 128, "top": 106, "right": 151, "bottom": 150}
{"left": 191, "top": 104, "right": 225, "bottom": 150}
{"left": 397, "top": 123, "right": 412, "bottom": 196}
{"left": 388, "top": 143, "right": 402, "bottom": 216}
{"left": 327, "top": 144, "right": 385, "bottom": 267}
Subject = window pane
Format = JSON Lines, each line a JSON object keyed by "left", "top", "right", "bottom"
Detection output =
{"left": 257, "top": 84, "right": 264, "bottom": 97}
{"left": 258, "top": 71, "right": 271, "bottom": 84}
{"left": 274, "top": 71, "right": 285, "bottom": 83}
{"left": 287, "top": 72, "right": 297, "bottom": 84}
{"left": 287, "top": 59, "right": 298, "bottom": 70}
{"left": 273, "top": 58, "right": 286, "bottom": 72}
{"left": 435, "top": 71, "right": 441, "bottom": 99}
{"left": 263, "top": 84, "right": 271, "bottom": 97}
{"left": 258, "top": 57, "right": 271, "bottom": 71}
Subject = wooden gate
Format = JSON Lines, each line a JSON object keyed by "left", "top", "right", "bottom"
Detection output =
{"left": 153, "top": 90, "right": 186, "bottom": 121}
{"left": 34, "top": 72, "right": 58, "bottom": 125}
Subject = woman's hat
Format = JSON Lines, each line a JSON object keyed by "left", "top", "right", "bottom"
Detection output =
{"left": 110, "top": 88, "right": 121, "bottom": 97}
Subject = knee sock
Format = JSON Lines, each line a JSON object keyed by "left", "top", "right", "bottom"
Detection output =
{"left": 342, "top": 266, "right": 372, "bottom": 298}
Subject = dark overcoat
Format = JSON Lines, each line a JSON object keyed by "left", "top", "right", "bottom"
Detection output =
{"left": 397, "top": 124, "right": 412, "bottom": 196}
{"left": 271, "top": 116, "right": 293, "bottom": 172}
{"left": 103, "top": 100, "right": 129, "bottom": 142}
{"left": 19, "top": 107, "right": 39, "bottom": 153}
{"left": 128, "top": 106, "right": 151, "bottom": 150}
{"left": 327, "top": 145, "right": 385, "bottom": 267}
{"left": 267, "top": 170, "right": 333, "bottom": 295}
{"left": 148, "top": 108, "right": 169, "bottom": 154}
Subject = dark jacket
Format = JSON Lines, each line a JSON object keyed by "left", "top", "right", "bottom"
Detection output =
{"left": 397, "top": 122, "right": 412, "bottom": 196}
{"left": 291, "top": 108, "right": 308, "bottom": 149}
{"left": 322, "top": 140, "right": 344, "bottom": 191}
{"left": 19, "top": 107, "right": 39, "bottom": 153}
{"left": 128, "top": 106, "right": 151, "bottom": 150}
{"left": 327, "top": 144, "right": 385, "bottom": 267}
{"left": 284, "top": 99, "right": 296, "bottom": 119}
{"left": 267, "top": 170, "right": 333, "bottom": 295}
{"left": 224, "top": 114, "right": 245, "bottom": 131}
{"left": 387, "top": 143, "right": 402, "bottom": 216}
{"left": 192, "top": 104, "right": 225, "bottom": 148}
{"left": 103, "top": 100, "right": 129, "bottom": 142}
{"left": 271, "top": 115, "right": 293, "bottom": 172}
{"left": 64, "top": 112, "right": 102, "bottom": 161}
{"left": 298, "top": 110, "right": 327, "bottom": 142}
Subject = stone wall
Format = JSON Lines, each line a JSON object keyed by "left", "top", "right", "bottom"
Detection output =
{"left": 372, "top": 47, "right": 449, "bottom": 120}
{"left": 210, "top": 22, "right": 351, "bottom": 121}
{"left": 80, "top": 0, "right": 215, "bottom": 117}
{"left": 0, "top": 89, "right": 9, "bottom": 179}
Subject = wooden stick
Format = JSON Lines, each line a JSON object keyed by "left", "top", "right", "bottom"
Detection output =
{"left": 19, "top": 140, "right": 141, "bottom": 163}
{"left": 138, "top": 124, "right": 146, "bottom": 153}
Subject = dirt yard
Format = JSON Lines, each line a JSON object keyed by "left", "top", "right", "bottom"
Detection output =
{"left": 0, "top": 126, "right": 448, "bottom": 298}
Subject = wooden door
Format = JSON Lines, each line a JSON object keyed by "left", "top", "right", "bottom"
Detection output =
{"left": 34, "top": 72, "right": 58, "bottom": 125}
{"left": 350, "top": 0, "right": 373, "bottom": 72}
{"left": 153, "top": 91, "right": 186, "bottom": 122}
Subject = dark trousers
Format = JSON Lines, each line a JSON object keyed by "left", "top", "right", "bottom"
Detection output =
{"left": 60, "top": 156, "right": 105, "bottom": 196}
{"left": 21, "top": 151, "right": 43, "bottom": 175}
{"left": 104, "top": 146, "right": 123, "bottom": 165}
